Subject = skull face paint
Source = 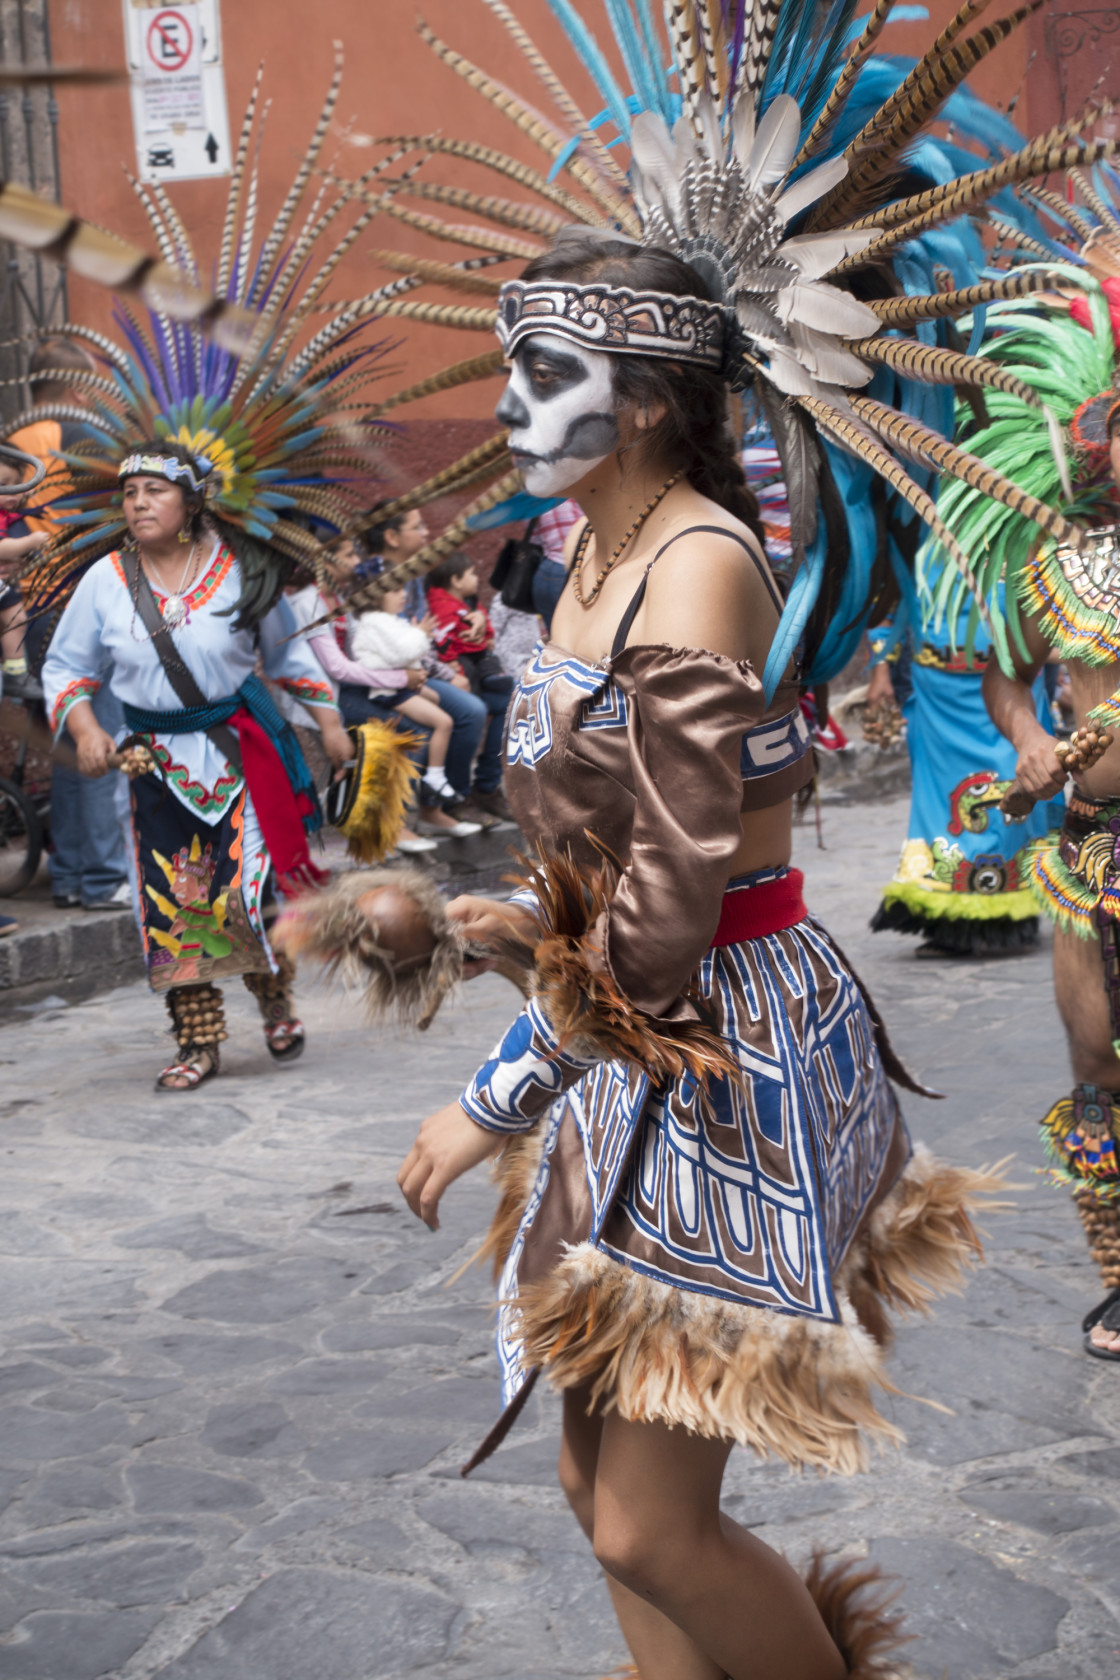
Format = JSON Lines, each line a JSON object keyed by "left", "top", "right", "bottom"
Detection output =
{"left": 496, "top": 332, "right": 619, "bottom": 497}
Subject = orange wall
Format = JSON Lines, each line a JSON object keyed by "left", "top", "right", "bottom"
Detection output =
{"left": 48, "top": 0, "right": 1076, "bottom": 445}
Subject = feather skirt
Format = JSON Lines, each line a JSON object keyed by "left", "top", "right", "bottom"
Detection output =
{"left": 485, "top": 920, "right": 1001, "bottom": 1473}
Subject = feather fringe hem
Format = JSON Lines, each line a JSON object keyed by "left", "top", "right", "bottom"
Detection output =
{"left": 804, "top": 1550, "right": 912, "bottom": 1678}
{"left": 510, "top": 1145, "right": 1005, "bottom": 1472}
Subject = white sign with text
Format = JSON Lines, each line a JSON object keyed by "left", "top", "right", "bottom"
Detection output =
{"left": 124, "top": 0, "right": 230, "bottom": 182}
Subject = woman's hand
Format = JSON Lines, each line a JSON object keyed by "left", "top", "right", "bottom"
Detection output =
{"left": 318, "top": 710, "right": 354, "bottom": 780}
{"left": 66, "top": 703, "right": 116, "bottom": 778}
{"left": 866, "top": 660, "right": 894, "bottom": 706}
{"left": 448, "top": 893, "right": 537, "bottom": 954}
{"left": 398, "top": 1100, "right": 504, "bottom": 1230}
{"left": 405, "top": 666, "right": 427, "bottom": 691}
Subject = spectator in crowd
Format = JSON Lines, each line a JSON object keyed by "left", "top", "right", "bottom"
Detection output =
{"left": 362, "top": 505, "right": 505, "bottom": 830}
{"left": 295, "top": 539, "right": 480, "bottom": 840}
{"left": 426, "top": 551, "right": 513, "bottom": 823}
{"left": 531, "top": 497, "right": 582, "bottom": 634}
{"left": 10, "top": 347, "right": 131, "bottom": 911}
{"left": 362, "top": 505, "right": 430, "bottom": 620}
{"left": 351, "top": 584, "right": 481, "bottom": 837}
{"left": 0, "top": 449, "right": 48, "bottom": 701}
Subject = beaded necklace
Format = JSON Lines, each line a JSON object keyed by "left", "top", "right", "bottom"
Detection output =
{"left": 571, "top": 472, "right": 682, "bottom": 607}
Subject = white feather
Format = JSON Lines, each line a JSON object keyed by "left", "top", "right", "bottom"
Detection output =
{"left": 773, "top": 157, "right": 850, "bottom": 226}
{"left": 764, "top": 346, "right": 819, "bottom": 397}
{"left": 1045, "top": 404, "right": 1074, "bottom": 502}
{"left": 630, "top": 112, "right": 682, "bottom": 221}
{"left": 731, "top": 91, "right": 756, "bottom": 171}
{"left": 789, "top": 322, "right": 874, "bottom": 386}
{"left": 777, "top": 231, "right": 877, "bottom": 279}
{"left": 775, "top": 280, "right": 880, "bottom": 337}
{"left": 695, "top": 92, "right": 723, "bottom": 165}
{"left": 747, "top": 95, "right": 801, "bottom": 190}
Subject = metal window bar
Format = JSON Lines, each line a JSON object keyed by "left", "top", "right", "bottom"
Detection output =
{"left": 0, "top": 0, "right": 68, "bottom": 426}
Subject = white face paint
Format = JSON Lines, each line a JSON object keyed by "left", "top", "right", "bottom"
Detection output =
{"left": 496, "top": 331, "right": 618, "bottom": 497}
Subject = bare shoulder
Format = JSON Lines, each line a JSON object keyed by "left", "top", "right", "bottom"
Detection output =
{"left": 640, "top": 507, "right": 778, "bottom": 664}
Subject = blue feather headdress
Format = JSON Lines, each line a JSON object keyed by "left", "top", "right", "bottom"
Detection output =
{"left": 317, "top": 2, "right": 1111, "bottom": 685}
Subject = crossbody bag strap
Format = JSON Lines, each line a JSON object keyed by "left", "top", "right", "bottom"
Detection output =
{"left": 120, "top": 548, "right": 244, "bottom": 776}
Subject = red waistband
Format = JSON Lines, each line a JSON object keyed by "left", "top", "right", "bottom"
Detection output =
{"left": 712, "top": 868, "right": 808, "bottom": 946}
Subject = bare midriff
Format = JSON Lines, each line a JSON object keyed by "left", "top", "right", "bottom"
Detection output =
{"left": 729, "top": 797, "right": 794, "bottom": 877}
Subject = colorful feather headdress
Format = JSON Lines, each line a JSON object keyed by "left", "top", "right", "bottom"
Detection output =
{"left": 925, "top": 166, "right": 1120, "bottom": 663}
{"left": 11, "top": 53, "right": 414, "bottom": 629}
{"left": 318, "top": 0, "right": 1114, "bottom": 691}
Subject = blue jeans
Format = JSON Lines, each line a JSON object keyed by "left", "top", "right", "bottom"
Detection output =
{"left": 50, "top": 686, "right": 130, "bottom": 904}
{"left": 532, "top": 557, "right": 568, "bottom": 636}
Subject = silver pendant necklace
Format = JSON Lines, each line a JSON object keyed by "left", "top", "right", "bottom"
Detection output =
{"left": 131, "top": 539, "right": 198, "bottom": 639}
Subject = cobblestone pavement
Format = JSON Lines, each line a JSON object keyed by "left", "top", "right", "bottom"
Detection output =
{"left": 1, "top": 798, "right": 1119, "bottom": 1680}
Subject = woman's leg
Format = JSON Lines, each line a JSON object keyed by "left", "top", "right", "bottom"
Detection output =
{"left": 559, "top": 1390, "right": 725, "bottom": 1680}
{"left": 559, "top": 1388, "right": 850, "bottom": 1680}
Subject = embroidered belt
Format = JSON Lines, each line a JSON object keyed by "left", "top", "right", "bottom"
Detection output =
{"left": 712, "top": 867, "right": 807, "bottom": 945}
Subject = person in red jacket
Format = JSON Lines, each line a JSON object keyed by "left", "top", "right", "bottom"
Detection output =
{"left": 426, "top": 552, "right": 514, "bottom": 821}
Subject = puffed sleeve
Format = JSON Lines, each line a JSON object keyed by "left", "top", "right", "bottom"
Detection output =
{"left": 258, "top": 594, "right": 336, "bottom": 713}
{"left": 41, "top": 563, "right": 112, "bottom": 737}
{"left": 601, "top": 644, "right": 765, "bottom": 1019}
{"left": 459, "top": 644, "right": 763, "bottom": 1133}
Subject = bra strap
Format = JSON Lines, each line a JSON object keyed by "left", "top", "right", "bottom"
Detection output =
{"left": 609, "top": 524, "right": 778, "bottom": 658}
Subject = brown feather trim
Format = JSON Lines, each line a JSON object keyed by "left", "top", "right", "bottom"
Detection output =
{"left": 837, "top": 1142, "right": 1008, "bottom": 1347}
{"left": 803, "top": 1552, "right": 911, "bottom": 1679}
{"left": 513, "top": 1145, "right": 1005, "bottom": 1470}
{"left": 492, "top": 848, "right": 742, "bottom": 1086}
{"left": 479, "top": 1129, "right": 548, "bottom": 1282}
{"left": 514, "top": 1244, "right": 900, "bottom": 1473}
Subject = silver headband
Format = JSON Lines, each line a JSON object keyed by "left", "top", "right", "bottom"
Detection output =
{"left": 118, "top": 451, "right": 212, "bottom": 494}
{"left": 497, "top": 279, "right": 728, "bottom": 373}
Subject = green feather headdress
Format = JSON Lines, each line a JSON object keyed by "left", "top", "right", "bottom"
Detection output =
{"left": 924, "top": 275, "right": 1118, "bottom": 667}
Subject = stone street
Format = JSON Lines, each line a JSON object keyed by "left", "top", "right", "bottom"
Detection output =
{"left": 1, "top": 797, "right": 1118, "bottom": 1680}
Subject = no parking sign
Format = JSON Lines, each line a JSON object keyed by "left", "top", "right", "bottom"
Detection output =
{"left": 142, "top": 9, "right": 203, "bottom": 129}
{"left": 124, "top": 0, "right": 230, "bottom": 182}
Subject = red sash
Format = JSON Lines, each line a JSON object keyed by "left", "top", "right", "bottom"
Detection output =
{"left": 230, "top": 709, "right": 327, "bottom": 895}
{"left": 712, "top": 868, "right": 808, "bottom": 946}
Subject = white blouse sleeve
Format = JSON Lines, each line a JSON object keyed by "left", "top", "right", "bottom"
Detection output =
{"left": 41, "top": 565, "right": 113, "bottom": 737}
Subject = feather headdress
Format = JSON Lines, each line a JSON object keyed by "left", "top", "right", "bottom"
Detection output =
{"left": 13, "top": 54, "right": 408, "bottom": 628}
{"left": 926, "top": 166, "right": 1120, "bottom": 666}
{"left": 324, "top": 1, "right": 1111, "bottom": 692}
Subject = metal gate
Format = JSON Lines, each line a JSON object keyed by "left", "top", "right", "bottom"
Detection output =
{"left": 0, "top": 0, "right": 67, "bottom": 426}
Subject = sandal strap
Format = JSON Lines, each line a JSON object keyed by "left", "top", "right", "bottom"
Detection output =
{"left": 157, "top": 1051, "right": 215, "bottom": 1088}
{"left": 264, "top": 1018, "right": 304, "bottom": 1044}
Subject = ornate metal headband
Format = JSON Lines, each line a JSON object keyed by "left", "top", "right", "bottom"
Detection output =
{"left": 497, "top": 279, "right": 729, "bottom": 374}
{"left": 117, "top": 452, "right": 212, "bottom": 494}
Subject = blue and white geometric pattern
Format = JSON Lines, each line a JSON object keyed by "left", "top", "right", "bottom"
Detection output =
{"left": 461, "top": 998, "right": 595, "bottom": 1135}
{"left": 740, "top": 705, "right": 811, "bottom": 782}
{"left": 484, "top": 911, "right": 903, "bottom": 1337}
{"left": 506, "top": 643, "right": 627, "bottom": 770}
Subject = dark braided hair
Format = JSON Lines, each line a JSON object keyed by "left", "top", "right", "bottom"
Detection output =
{"left": 518, "top": 238, "right": 766, "bottom": 551}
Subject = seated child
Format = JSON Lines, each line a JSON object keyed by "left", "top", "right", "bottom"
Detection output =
{"left": 351, "top": 584, "right": 480, "bottom": 834}
{"left": 426, "top": 552, "right": 513, "bottom": 700}
{"left": 0, "top": 448, "right": 48, "bottom": 700}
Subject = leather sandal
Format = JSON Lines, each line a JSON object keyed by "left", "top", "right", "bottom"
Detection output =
{"left": 1083, "top": 1284, "right": 1120, "bottom": 1360}
{"left": 155, "top": 1045, "right": 219, "bottom": 1092}
{"left": 264, "top": 1018, "right": 306, "bottom": 1063}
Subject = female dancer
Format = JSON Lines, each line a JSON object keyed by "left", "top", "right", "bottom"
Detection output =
{"left": 392, "top": 239, "right": 996, "bottom": 1680}
{"left": 43, "top": 442, "right": 353, "bottom": 1089}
